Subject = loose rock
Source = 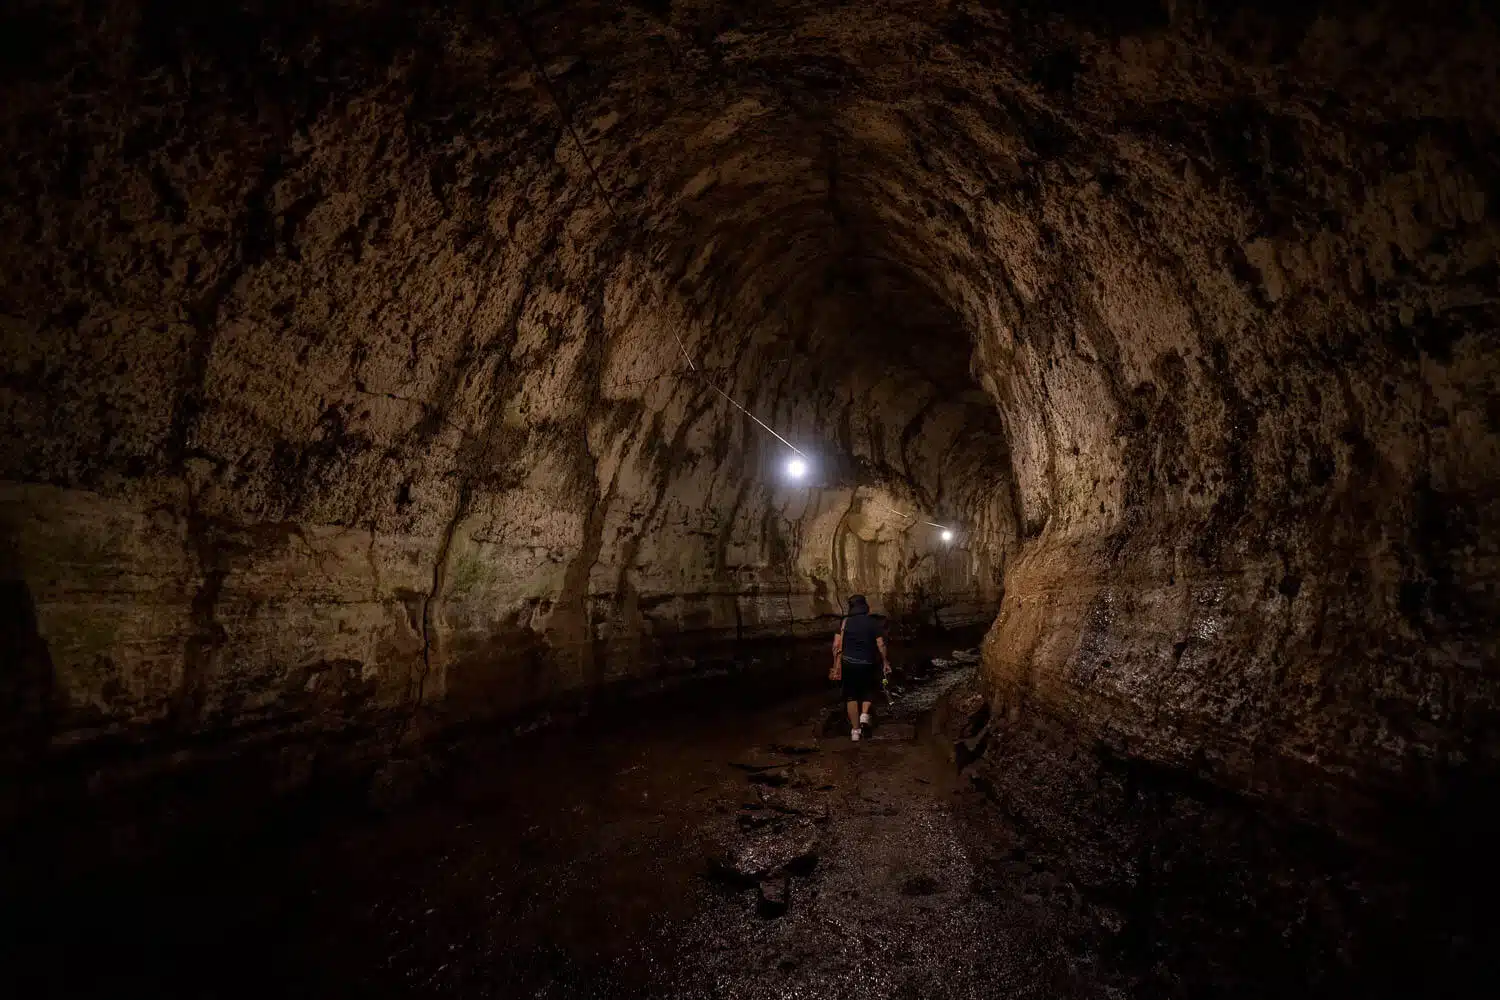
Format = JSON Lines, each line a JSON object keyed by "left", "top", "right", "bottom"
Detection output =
{"left": 757, "top": 877, "right": 790, "bottom": 919}
{"left": 711, "top": 823, "right": 820, "bottom": 886}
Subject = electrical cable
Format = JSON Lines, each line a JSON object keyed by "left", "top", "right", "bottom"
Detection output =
{"left": 702, "top": 382, "right": 807, "bottom": 459}
{"left": 502, "top": 0, "right": 700, "bottom": 375}
{"left": 507, "top": 3, "right": 951, "bottom": 531}
{"left": 864, "top": 496, "right": 953, "bottom": 533}
{"left": 508, "top": 0, "right": 815, "bottom": 445}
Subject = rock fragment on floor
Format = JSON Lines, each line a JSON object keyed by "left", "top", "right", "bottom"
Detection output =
{"left": 711, "top": 821, "right": 819, "bottom": 886}
{"left": 757, "top": 877, "right": 789, "bottom": 918}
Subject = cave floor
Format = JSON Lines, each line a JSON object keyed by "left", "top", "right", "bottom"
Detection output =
{"left": 291, "top": 654, "right": 1071, "bottom": 1000}
{"left": 11, "top": 628, "right": 1493, "bottom": 998}
{"left": 14, "top": 630, "right": 1100, "bottom": 999}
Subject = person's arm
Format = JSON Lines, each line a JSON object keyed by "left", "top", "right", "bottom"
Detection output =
{"left": 830, "top": 624, "right": 844, "bottom": 680}
{"left": 877, "top": 635, "right": 891, "bottom": 674}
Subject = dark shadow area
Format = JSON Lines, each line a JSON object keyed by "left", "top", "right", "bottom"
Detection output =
{"left": 2, "top": 625, "right": 990, "bottom": 999}
{"left": 965, "top": 714, "right": 1500, "bottom": 1000}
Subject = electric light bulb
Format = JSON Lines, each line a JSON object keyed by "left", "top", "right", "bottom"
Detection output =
{"left": 786, "top": 457, "right": 807, "bottom": 479}
{"left": 941, "top": 529, "right": 954, "bottom": 542}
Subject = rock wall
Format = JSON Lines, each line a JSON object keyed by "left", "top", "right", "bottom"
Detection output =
{"left": 954, "top": 4, "right": 1500, "bottom": 829}
{"left": 1, "top": 0, "right": 1496, "bottom": 835}
{"left": 0, "top": 0, "right": 1011, "bottom": 793}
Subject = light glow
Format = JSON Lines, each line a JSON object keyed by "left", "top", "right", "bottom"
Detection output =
{"left": 786, "top": 457, "right": 808, "bottom": 479}
{"left": 941, "top": 529, "right": 954, "bottom": 542}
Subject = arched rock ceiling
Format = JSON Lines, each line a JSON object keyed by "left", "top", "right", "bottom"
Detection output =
{"left": 1, "top": 0, "right": 1497, "bottom": 829}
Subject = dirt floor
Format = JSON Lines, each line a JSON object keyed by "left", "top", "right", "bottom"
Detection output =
{"left": 7, "top": 626, "right": 1496, "bottom": 998}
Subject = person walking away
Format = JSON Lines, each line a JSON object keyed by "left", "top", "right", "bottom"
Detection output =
{"left": 829, "top": 595, "right": 890, "bottom": 741}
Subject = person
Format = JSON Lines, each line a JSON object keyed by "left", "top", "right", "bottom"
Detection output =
{"left": 828, "top": 594, "right": 891, "bottom": 741}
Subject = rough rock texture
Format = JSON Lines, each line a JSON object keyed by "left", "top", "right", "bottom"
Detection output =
{"left": 0, "top": 0, "right": 1012, "bottom": 800}
{"left": 2, "top": 0, "right": 1498, "bottom": 834}
{"left": 955, "top": 4, "right": 1500, "bottom": 831}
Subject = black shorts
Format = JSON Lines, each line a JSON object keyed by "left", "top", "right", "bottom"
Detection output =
{"left": 841, "top": 660, "right": 879, "bottom": 702}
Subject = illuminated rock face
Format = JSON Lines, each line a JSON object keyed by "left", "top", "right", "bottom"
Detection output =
{"left": 1, "top": 1, "right": 1496, "bottom": 825}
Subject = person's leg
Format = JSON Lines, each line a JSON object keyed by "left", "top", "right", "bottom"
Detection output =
{"left": 845, "top": 666, "right": 874, "bottom": 739}
{"left": 842, "top": 661, "right": 860, "bottom": 738}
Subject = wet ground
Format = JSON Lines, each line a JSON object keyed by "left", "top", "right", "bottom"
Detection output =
{"left": 7, "top": 625, "right": 1497, "bottom": 998}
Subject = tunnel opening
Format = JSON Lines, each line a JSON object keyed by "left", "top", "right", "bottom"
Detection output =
{"left": 2, "top": 0, "right": 1499, "bottom": 996}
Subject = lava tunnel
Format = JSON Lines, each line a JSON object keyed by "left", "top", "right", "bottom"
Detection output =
{"left": 1, "top": 1, "right": 1497, "bottom": 996}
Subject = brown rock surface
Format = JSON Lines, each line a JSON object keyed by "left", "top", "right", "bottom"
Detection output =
{"left": 1, "top": 0, "right": 1496, "bottom": 835}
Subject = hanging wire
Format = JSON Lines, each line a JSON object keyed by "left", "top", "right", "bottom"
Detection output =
{"left": 703, "top": 382, "right": 807, "bottom": 459}
{"left": 864, "top": 496, "right": 953, "bottom": 532}
{"left": 506, "top": 2, "right": 946, "bottom": 526}
{"left": 506, "top": 3, "right": 713, "bottom": 375}
{"left": 504, "top": 0, "right": 703, "bottom": 377}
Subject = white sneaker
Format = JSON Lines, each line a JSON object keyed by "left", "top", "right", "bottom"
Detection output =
{"left": 859, "top": 713, "right": 871, "bottom": 725}
{"left": 850, "top": 728, "right": 861, "bottom": 741}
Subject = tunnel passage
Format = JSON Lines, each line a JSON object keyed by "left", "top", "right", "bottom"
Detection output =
{"left": 1, "top": 0, "right": 1498, "bottom": 857}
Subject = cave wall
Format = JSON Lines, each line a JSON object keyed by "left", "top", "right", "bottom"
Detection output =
{"left": 1, "top": 0, "right": 1496, "bottom": 834}
{"left": 0, "top": 0, "right": 1009, "bottom": 773}
{"left": 935, "top": 7, "right": 1500, "bottom": 826}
